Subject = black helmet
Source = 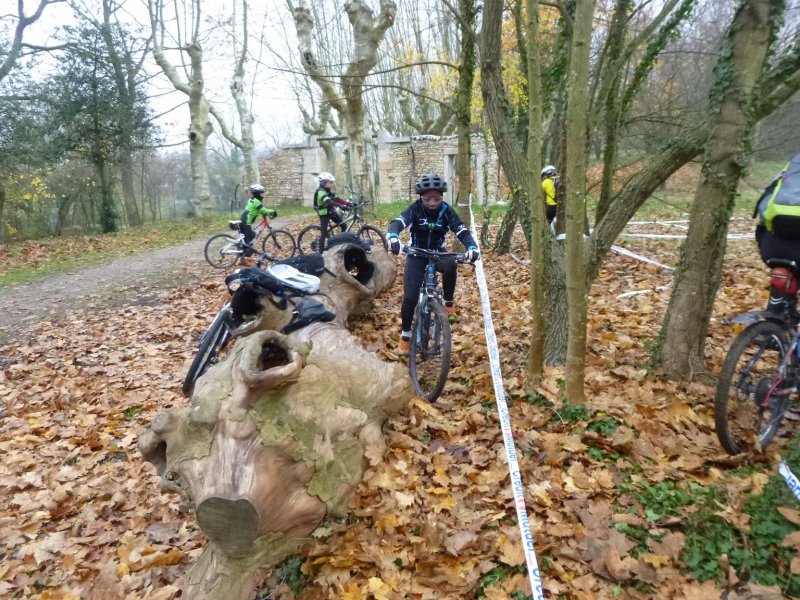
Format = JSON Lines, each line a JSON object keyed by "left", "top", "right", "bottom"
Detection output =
{"left": 415, "top": 173, "right": 447, "bottom": 194}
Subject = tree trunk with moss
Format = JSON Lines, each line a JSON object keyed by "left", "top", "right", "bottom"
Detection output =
{"left": 655, "top": 0, "right": 779, "bottom": 379}
{"left": 139, "top": 243, "right": 411, "bottom": 600}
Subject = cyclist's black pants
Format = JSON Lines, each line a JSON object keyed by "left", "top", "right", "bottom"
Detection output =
{"left": 241, "top": 211, "right": 255, "bottom": 256}
{"left": 318, "top": 211, "right": 345, "bottom": 252}
{"left": 401, "top": 255, "right": 457, "bottom": 331}
{"left": 546, "top": 204, "right": 557, "bottom": 224}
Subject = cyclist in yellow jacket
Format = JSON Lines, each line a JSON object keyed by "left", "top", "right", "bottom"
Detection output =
{"left": 541, "top": 165, "right": 558, "bottom": 225}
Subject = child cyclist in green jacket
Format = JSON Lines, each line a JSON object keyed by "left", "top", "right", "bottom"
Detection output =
{"left": 241, "top": 184, "right": 278, "bottom": 257}
{"left": 314, "top": 172, "right": 352, "bottom": 252}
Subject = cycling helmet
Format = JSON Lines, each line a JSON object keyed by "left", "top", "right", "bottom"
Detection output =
{"left": 249, "top": 183, "right": 266, "bottom": 195}
{"left": 319, "top": 172, "right": 336, "bottom": 184}
{"left": 415, "top": 173, "right": 447, "bottom": 194}
{"left": 266, "top": 263, "right": 321, "bottom": 294}
{"left": 541, "top": 165, "right": 557, "bottom": 178}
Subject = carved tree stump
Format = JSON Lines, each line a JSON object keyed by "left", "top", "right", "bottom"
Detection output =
{"left": 139, "top": 242, "right": 412, "bottom": 599}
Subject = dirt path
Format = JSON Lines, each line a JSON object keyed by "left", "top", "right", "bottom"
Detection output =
{"left": 0, "top": 217, "right": 307, "bottom": 342}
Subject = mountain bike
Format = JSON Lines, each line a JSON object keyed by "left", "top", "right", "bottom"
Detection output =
{"left": 297, "top": 190, "right": 386, "bottom": 254}
{"left": 715, "top": 258, "right": 800, "bottom": 454}
{"left": 204, "top": 217, "right": 296, "bottom": 268}
{"left": 404, "top": 247, "right": 469, "bottom": 401}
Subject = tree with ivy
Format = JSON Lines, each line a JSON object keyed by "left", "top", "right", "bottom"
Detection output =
{"left": 655, "top": 0, "right": 784, "bottom": 379}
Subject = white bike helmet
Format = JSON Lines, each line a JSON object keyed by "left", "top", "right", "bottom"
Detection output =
{"left": 249, "top": 183, "right": 266, "bottom": 194}
{"left": 541, "top": 165, "right": 557, "bottom": 178}
{"left": 319, "top": 172, "right": 336, "bottom": 184}
{"left": 267, "top": 264, "right": 321, "bottom": 294}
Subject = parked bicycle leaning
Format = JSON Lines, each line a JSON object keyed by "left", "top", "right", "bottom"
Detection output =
{"left": 387, "top": 173, "right": 479, "bottom": 357}
{"left": 298, "top": 184, "right": 386, "bottom": 255}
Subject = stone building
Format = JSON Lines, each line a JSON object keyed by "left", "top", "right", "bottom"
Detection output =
{"left": 258, "top": 134, "right": 503, "bottom": 207}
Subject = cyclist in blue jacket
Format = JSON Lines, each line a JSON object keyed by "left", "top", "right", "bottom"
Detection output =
{"left": 241, "top": 184, "right": 277, "bottom": 258}
{"left": 387, "top": 173, "right": 479, "bottom": 356}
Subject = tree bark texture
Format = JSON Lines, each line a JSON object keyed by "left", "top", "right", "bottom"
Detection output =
{"left": 291, "top": 0, "right": 396, "bottom": 202}
{"left": 526, "top": 0, "right": 546, "bottom": 386}
{"left": 657, "top": 0, "right": 778, "bottom": 379}
{"left": 563, "top": 0, "right": 595, "bottom": 402}
{"left": 148, "top": 0, "right": 215, "bottom": 217}
{"left": 139, "top": 242, "right": 411, "bottom": 599}
{"left": 455, "top": 0, "right": 477, "bottom": 223}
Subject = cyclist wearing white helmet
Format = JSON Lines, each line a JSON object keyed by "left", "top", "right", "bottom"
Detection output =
{"left": 313, "top": 171, "right": 351, "bottom": 252}
{"left": 240, "top": 183, "right": 278, "bottom": 260}
{"left": 541, "top": 165, "right": 559, "bottom": 225}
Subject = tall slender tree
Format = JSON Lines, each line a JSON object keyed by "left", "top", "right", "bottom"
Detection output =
{"left": 147, "top": 0, "right": 215, "bottom": 216}
{"left": 656, "top": 0, "right": 782, "bottom": 379}
{"left": 289, "top": 0, "right": 396, "bottom": 199}
{"left": 563, "top": 0, "right": 595, "bottom": 402}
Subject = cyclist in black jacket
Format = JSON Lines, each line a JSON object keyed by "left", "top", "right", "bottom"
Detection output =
{"left": 387, "top": 173, "right": 479, "bottom": 356}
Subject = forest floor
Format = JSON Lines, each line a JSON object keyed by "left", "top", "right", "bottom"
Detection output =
{"left": 1, "top": 203, "right": 799, "bottom": 599}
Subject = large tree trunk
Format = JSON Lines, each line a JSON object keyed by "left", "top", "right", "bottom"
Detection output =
{"left": 563, "top": 0, "right": 595, "bottom": 402}
{"left": 656, "top": 0, "right": 777, "bottom": 379}
{"left": 526, "top": 0, "right": 546, "bottom": 387}
{"left": 148, "top": 0, "right": 215, "bottom": 217}
{"left": 454, "top": 0, "right": 477, "bottom": 223}
{"left": 0, "top": 182, "right": 6, "bottom": 244}
{"left": 291, "top": 0, "right": 395, "bottom": 203}
{"left": 139, "top": 243, "right": 411, "bottom": 600}
{"left": 482, "top": 0, "right": 569, "bottom": 363}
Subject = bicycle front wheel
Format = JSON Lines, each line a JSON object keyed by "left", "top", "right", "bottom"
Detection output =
{"left": 204, "top": 234, "right": 241, "bottom": 269}
{"left": 357, "top": 225, "right": 387, "bottom": 252}
{"left": 182, "top": 309, "right": 232, "bottom": 396}
{"left": 297, "top": 225, "right": 323, "bottom": 255}
{"left": 409, "top": 298, "right": 452, "bottom": 401}
{"left": 262, "top": 229, "right": 297, "bottom": 261}
{"left": 715, "top": 320, "right": 793, "bottom": 454}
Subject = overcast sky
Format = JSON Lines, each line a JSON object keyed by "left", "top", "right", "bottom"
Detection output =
{"left": 13, "top": 0, "right": 307, "bottom": 153}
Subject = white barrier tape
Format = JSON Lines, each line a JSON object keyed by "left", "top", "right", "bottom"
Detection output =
{"left": 618, "top": 232, "right": 754, "bottom": 240}
{"left": 616, "top": 284, "right": 671, "bottom": 299}
{"left": 610, "top": 245, "right": 674, "bottom": 271}
{"left": 779, "top": 462, "right": 800, "bottom": 502}
{"left": 469, "top": 201, "right": 544, "bottom": 600}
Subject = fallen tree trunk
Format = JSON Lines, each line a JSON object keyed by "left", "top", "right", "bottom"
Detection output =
{"left": 139, "top": 243, "right": 412, "bottom": 599}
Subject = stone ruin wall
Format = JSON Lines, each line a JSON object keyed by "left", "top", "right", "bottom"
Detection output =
{"left": 259, "top": 135, "right": 504, "bottom": 207}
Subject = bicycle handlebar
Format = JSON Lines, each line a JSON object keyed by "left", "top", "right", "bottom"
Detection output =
{"left": 403, "top": 246, "right": 469, "bottom": 263}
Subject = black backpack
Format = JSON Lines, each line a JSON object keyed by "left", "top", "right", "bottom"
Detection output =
{"left": 280, "top": 298, "right": 336, "bottom": 334}
{"left": 225, "top": 267, "right": 296, "bottom": 310}
{"left": 274, "top": 253, "right": 333, "bottom": 277}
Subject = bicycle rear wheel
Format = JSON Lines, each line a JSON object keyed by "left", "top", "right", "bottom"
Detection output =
{"left": 409, "top": 298, "right": 452, "bottom": 401}
{"left": 262, "top": 229, "right": 297, "bottom": 261}
{"left": 182, "top": 308, "right": 232, "bottom": 396}
{"left": 357, "top": 225, "right": 387, "bottom": 252}
{"left": 204, "top": 234, "right": 241, "bottom": 269}
{"left": 715, "top": 320, "right": 793, "bottom": 454}
{"left": 297, "top": 225, "right": 323, "bottom": 255}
